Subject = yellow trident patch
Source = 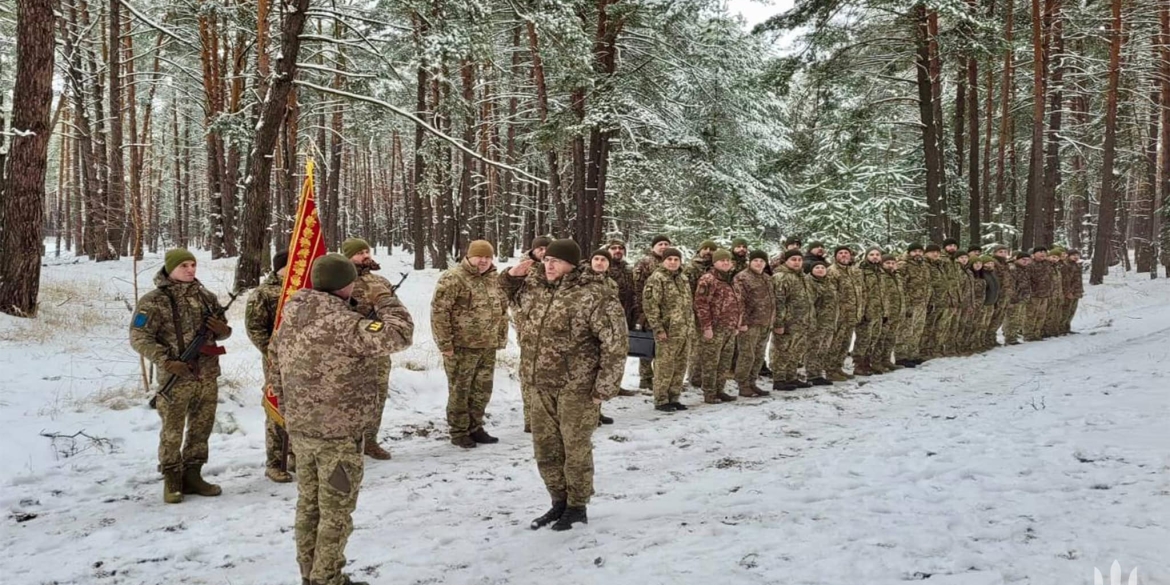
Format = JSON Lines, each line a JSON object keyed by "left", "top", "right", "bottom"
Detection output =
{"left": 365, "top": 321, "right": 384, "bottom": 332}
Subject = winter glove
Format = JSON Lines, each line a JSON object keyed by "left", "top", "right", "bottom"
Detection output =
{"left": 365, "top": 281, "right": 395, "bottom": 305}
{"left": 205, "top": 316, "right": 230, "bottom": 337}
{"left": 164, "top": 360, "right": 193, "bottom": 378}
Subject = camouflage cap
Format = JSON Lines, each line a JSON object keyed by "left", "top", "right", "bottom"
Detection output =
{"left": 978, "top": 255, "right": 995, "bottom": 265}
{"left": 311, "top": 253, "right": 359, "bottom": 292}
{"left": 607, "top": 239, "right": 626, "bottom": 249}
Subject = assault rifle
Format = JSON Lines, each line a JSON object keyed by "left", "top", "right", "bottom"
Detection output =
{"left": 155, "top": 290, "right": 240, "bottom": 404}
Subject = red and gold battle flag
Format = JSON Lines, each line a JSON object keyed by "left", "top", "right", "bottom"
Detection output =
{"left": 264, "top": 159, "right": 325, "bottom": 427}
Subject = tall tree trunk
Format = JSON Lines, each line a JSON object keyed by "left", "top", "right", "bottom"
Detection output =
{"left": 1160, "top": 0, "right": 1170, "bottom": 276}
{"left": 0, "top": 0, "right": 57, "bottom": 316}
{"left": 106, "top": 0, "right": 126, "bottom": 257}
{"left": 967, "top": 25, "right": 981, "bottom": 245}
{"left": 1040, "top": 0, "right": 1064, "bottom": 247}
{"left": 915, "top": 5, "right": 947, "bottom": 242}
{"left": 1090, "top": 0, "right": 1124, "bottom": 285}
{"left": 527, "top": 20, "right": 566, "bottom": 237}
{"left": 1022, "top": 0, "right": 1048, "bottom": 249}
{"left": 995, "top": 0, "right": 1015, "bottom": 243}
{"left": 411, "top": 12, "right": 428, "bottom": 270}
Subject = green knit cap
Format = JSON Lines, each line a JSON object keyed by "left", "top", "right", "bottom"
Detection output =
{"left": 978, "top": 255, "right": 995, "bottom": 265}
{"left": 698, "top": 240, "right": 718, "bottom": 252}
{"left": 712, "top": 249, "right": 733, "bottom": 263}
{"left": 731, "top": 237, "right": 749, "bottom": 248}
{"left": 164, "top": 248, "right": 196, "bottom": 273}
{"left": 1049, "top": 246, "right": 1066, "bottom": 256}
{"left": 311, "top": 253, "right": 359, "bottom": 292}
{"left": 341, "top": 237, "right": 371, "bottom": 259}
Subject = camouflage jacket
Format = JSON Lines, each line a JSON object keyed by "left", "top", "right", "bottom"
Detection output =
{"left": 499, "top": 267, "right": 628, "bottom": 401}
{"left": 606, "top": 259, "right": 636, "bottom": 327}
{"left": 773, "top": 264, "right": 814, "bottom": 330}
{"left": 807, "top": 273, "right": 838, "bottom": 338}
{"left": 957, "top": 266, "right": 975, "bottom": 312}
{"left": 1063, "top": 260, "right": 1084, "bottom": 298}
{"left": 945, "top": 255, "right": 965, "bottom": 307}
{"left": 631, "top": 252, "right": 664, "bottom": 327}
{"left": 683, "top": 256, "right": 713, "bottom": 295}
{"left": 642, "top": 267, "right": 694, "bottom": 339}
{"left": 879, "top": 268, "right": 904, "bottom": 320}
{"left": 733, "top": 268, "right": 776, "bottom": 328}
{"left": 352, "top": 264, "right": 396, "bottom": 317}
{"left": 731, "top": 252, "right": 750, "bottom": 276}
{"left": 981, "top": 270, "right": 1000, "bottom": 306}
{"left": 1012, "top": 262, "right": 1033, "bottom": 302}
{"left": 994, "top": 258, "right": 1016, "bottom": 306}
{"left": 694, "top": 268, "right": 742, "bottom": 332}
{"left": 431, "top": 259, "right": 508, "bottom": 352}
{"left": 130, "top": 270, "right": 231, "bottom": 381}
{"left": 1048, "top": 261, "right": 1064, "bottom": 300}
{"left": 270, "top": 288, "right": 414, "bottom": 440}
{"left": 1025, "top": 260, "right": 1052, "bottom": 298}
{"left": 859, "top": 261, "right": 885, "bottom": 321}
{"left": 927, "top": 257, "right": 958, "bottom": 308}
{"left": 969, "top": 269, "right": 987, "bottom": 308}
{"left": 828, "top": 262, "right": 865, "bottom": 325}
{"left": 899, "top": 255, "right": 933, "bottom": 308}
{"left": 245, "top": 272, "right": 283, "bottom": 356}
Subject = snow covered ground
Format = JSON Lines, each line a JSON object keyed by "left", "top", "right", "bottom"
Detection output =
{"left": 1, "top": 248, "right": 1167, "bottom": 585}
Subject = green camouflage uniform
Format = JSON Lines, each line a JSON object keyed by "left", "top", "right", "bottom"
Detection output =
{"left": 269, "top": 286, "right": 414, "bottom": 585}
{"left": 632, "top": 252, "right": 665, "bottom": 388}
{"left": 500, "top": 267, "right": 627, "bottom": 507}
{"left": 606, "top": 259, "right": 637, "bottom": 328}
{"left": 1061, "top": 259, "right": 1083, "bottom": 334}
{"left": 853, "top": 260, "right": 885, "bottom": 363}
{"left": 732, "top": 267, "right": 775, "bottom": 390}
{"left": 683, "top": 256, "right": 713, "bottom": 386}
{"left": 642, "top": 266, "right": 695, "bottom": 406}
{"left": 988, "top": 257, "right": 1014, "bottom": 347}
{"left": 245, "top": 271, "right": 286, "bottom": 471}
{"left": 1044, "top": 260, "right": 1065, "bottom": 338}
{"left": 507, "top": 258, "right": 545, "bottom": 430}
{"left": 874, "top": 265, "right": 903, "bottom": 366}
{"left": 921, "top": 257, "right": 958, "bottom": 358}
{"left": 694, "top": 267, "right": 742, "bottom": 399}
{"left": 948, "top": 257, "right": 973, "bottom": 354}
{"left": 827, "top": 262, "right": 864, "bottom": 373}
{"left": 130, "top": 270, "right": 231, "bottom": 474}
{"left": 350, "top": 265, "right": 396, "bottom": 445}
{"left": 804, "top": 272, "right": 838, "bottom": 379}
{"left": 895, "top": 255, "right": 932, "bottom": 361}
{"left": 431, "top": 259, "right": 508, "bottom": 441}
{"left": 1006, "top": 261, "right": 1031, "bottom": 343}
{"left": 964, "top": 268, "right": 986, "bottom": 353}
{"left": 1025, "top": 260, "right": 1052, "bottom": 341}
{"left": 770, "top": 265, "right": 813, "bottom": 383}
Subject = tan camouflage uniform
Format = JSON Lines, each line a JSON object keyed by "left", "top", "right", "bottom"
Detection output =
{"left": 874, "top": 265, "right": 903, "bottom": 367}
{"left": 853, "top": 259, "right": 885, "bottom": 366}
{"left": 130, "top": 269, "right": 231, "bottom": 474}
{"left": 642, "top": 266, "right": 695, "bottom": 406}
{"left": 1025, "top": 259, "right": 1052, "bottom": 341}
{"left": 1044, "top": 259, "right": 1065, "bottom": 338}
{"left": 804, "top": 271, "right": 838, "bottom": 379}
{"left": 770, "top": 264, "right": 814, "bottom": 383}
{"left": 632, "top": 252, "right": 665, "bottom": 388}
{"left": 988, "top": 256, "right": 1014, "bottom": 347}
{"left": 733, "top": 267, "right": 776, "bottom": 390}
{"left": 921, "top": 257, "right": 958, "bottom": 358}
{"left": 431, "top": 259, "right": 508, "bottom": 441}
{"left": 895, "top": 255, "right": 932, "bottom": 362}
{"left": 350, "top": 264, "right": 395, "bottom": 445}
{"left": 684, "top": 256, "right": 713, "bottom": 387}
{"left": 245, "top": 271, "right": 287, "bottom": 471}
{"left": 827, "top": 261, "right": 864, "bottom": 374}
{"left": 1006, "top": 260, "right": 1032, "bottom": 344}
{"left": 1061, "top": 259, "right": 1083, "bottom": 334}
{"left": 269, "top": 285, "right": 414, "bottom": 585}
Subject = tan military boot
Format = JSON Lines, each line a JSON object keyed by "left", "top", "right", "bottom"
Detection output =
{"left": 265, "top": 467, "right": 293, "bottom": 483}
{"left": 163, "top": 469, "right": 183, "bottom": 504}
{"left": 826, "top": 370, "right": 850, "bottom": 383}
{"left": 715, "top": 391, "right": 737, "bottom": 402}
{"left": 852, "top": 357, "right": 874, "bottom": 377}
{"left": 364, "top": 441, "right": 392, "bottom": 460}
{"left": 182, "top": 465, "right": 222, "bottom": 497}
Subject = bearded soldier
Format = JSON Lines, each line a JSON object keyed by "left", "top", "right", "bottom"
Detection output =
{"left": 730, "top": 238, "right": 751, "bottom": 275}
{"left": 341, "top": 237, "right": 395, "bottom": 460}
{"left": 245, "top": 250, "right": 294, "bottom": 483}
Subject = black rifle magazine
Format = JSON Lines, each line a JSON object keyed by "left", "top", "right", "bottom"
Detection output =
{"left": 627, "top": 330, "right": 656, "bottom": 359}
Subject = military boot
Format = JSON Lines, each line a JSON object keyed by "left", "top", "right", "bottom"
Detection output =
{"left": 772, "top": 380, "right": 798, "bottom": 392}
{"left": 530, "top": 500, "right": 567, "bottom": 530}
{"left": 364, "top": 441, "right": 392, "bottom": 460}
{"left": 550, "top": 506, "right": 588, "bottom": 531}
{"left": 265, "top": 467, "right": 293, "bottom": 483}
{"left": 807, "top": 376, "right": 832, "bottom": 386}
{"left": 751, "top": 383, "right": 771, "bottom": 397}
{"left": 715, "top": 391, "right": 737, "bottom": 402}
{"left": 703, "top": 395, "right": 721, "bottom": 404}
{"left": 451, "top": 436, "right": 477, "bottom": 449}
{"left": 470, "top": 428, "right": 500, "bottom": 444}
{"left": 598, "top": 412, "right": 614, "bottom": 425}
{"left": 852, "top": 357, "right": 874, "bottom": 377}
{"left": 870, "top": 359, "right": 891, "bottom": 374}
{"left": 738, "top": 384, "right": 763, "bottom": 398}
{"left": 182, "top": 465, "right": 222, "bottom": 497}
{"left": 826, "top": 370, "right": 850, "bottom": 383}
{"left": 163, "top": 469, "right": 183, "bottom": 504}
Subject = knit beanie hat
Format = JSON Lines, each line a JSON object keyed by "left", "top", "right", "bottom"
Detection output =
{"left": 652, "top": 234, "right": 672, "bottom": 247}
{"left": 591, "top": 248, "right": 612, "bottom": 262}
{"left": 783, "top": 249, "right": 803, "bottom": 261}
{"left": 607, "top": 239, "right": 626, "bottom": 249}
{"left": 978, "top": 255, "right": 995, "bottom": 265}
{"left": 712, "top": 249, "right": 733, "bottom": 263}
{"left": 545, "top": 239, "right": 582, "bottom": 265}
{"left": 311, "top": 253, "right": 359, "bottom": 292}
{"left": 749, "top": 249, "right": 769, "bottom": 262}
{"left": 880, "top": 254, "right": 897, "bottom": 264}
{"left": 925, "top": 244, "right": 942, "bottom": 253}
{"left": 698, "top": 240, "right": 719, "bottom": 252}
{"left": 989, "top": 244, "right": 1007, "bottom": 254}
{"left": 531, "top": 236, "right": 553, "bottom": 250}
{"left": 808, "top": 241, "right": 825, "bottom": 251}
{"left": 907, "top": 243, "right": 924, "bottom": 253}
{"left": 1015, "top": 251, "right": 1030, "bottom": 260}
{"left": 942, "top": 238, "right": 959, "bottom": 248}
{"left": 967, "top": 246, "right": 984, "bottom": 255}
{"left": 1050, "top": 246, "right": 1066, "bottom": 255}
{"left": 341, "top": 238, "right": 371, "bottom": 259}
{"left": 809, "top": 260, "right": 828, "bottom": 271}
{"left": 784, "top": 235, "right": 803, "bottom": 247}
{"left": 662, "top": 247, "right": 683, "bottom": 260}
{"left": 1032, "top": 246, "right": 1048, "bottom": 254}
{"left": 833, "top": 244, "right": 853, "bottom": 255}
{"left": 164, "top": 248, "right": 196, "bottom": 274}
{"left": 1066, "top": 249, "right": 1081, "bottom": 257}
{"left": 731, "top": 237, "right": 749, "bottom": 248}
{"left": 273, "top": 250, "right": 290, "bottom": 273}
{"left": 467, "top": 240, "right": 494, "bottom": 258}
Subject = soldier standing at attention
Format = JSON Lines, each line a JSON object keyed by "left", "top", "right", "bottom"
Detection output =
{"left": 684, "top": 240, "right": 718, "bottom": 388}
{"left": 245, "top": 250, "right": 294, "bottom": 483}
{"left": 804, "top": 260, "right": 838, "bottom": 385}
{"left": 770, "top": 250, "right": 814, "bottom": 390}
{"left": 827, "top": 245, "right": 863, "bottom": 380}
{"left": 895, "top": 244, "right": 932, "bottom": 367}
{"left": 730, "top": 238, "right": 751, "bottom": 274}
{"left": 632, "top": 235, "right": 673, "bottom": 391}
{"left": 642, "top": 247, "right": 694, "bottom": 411}
{"left": 732, "top": 250, "right": 774, "bottom": 397}
{"left": 693, "top": 249, "right": 742, "bottom": 404}
{"left": 500, "top": 239, "right": 627, "bottom": 531}
{"left": 604, "top": 239, "right": 640, "bottom": 397}
{"left": 130, "top": 248, "right": 232, "bottom": 503}
{"left": 341, "top": 237, "right": 396, "bottom": 460}
{"left": 269, "top": 253, "right": 414, "bottom": 585}
{"left": 1062, "top": 250, "right": 1085, "bottom": 334}
{"left": 431, "top": 240, "right": 509, "bottom": 449}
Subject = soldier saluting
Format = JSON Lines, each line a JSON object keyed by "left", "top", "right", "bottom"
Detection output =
{"left": 269, "top": 253, "right": 413, "bottom": 585}
{"left": 130, "top": 248, "right": 233, "bottom": 504}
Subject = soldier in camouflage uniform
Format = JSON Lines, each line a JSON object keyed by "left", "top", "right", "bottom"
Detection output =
{"left": 642, "top": 247, "right": 694, "bottom": 410}
{"left": 431, "top": 240, "right": 509, "bottom": 449}
{"left": 873, "top": 254, "right": 904, "bottom": 371}
{"left": 976, "top": 256, "right": 1000, "bottom": 351}
{"left": 952, "top": 252, "right": 976, "bottom": 354}
{"left": 632, "top": 235, "right": 673, "bottom": 390}
{"left": 509, "top": 236, "right": 551, "bottom": 433}
{"left": 500, "top": 239, "right": 627, "bottom": 531}
{"left": 852, "top": 247, "right": 886, "bottom": 375}
{"left": 920, "top": 244, "right": 955, "bottom": 360}
{"left": 1061, "top": 250, "right": 1084, "bottom": 334}
{"left": 130, "top": 249, "right": 232, "bottom": 504}
{"left": 827, "top": 246, "right": 864, "bottom": 381}
{"left": 604, "top": 240, "right": 640, "bottom": 398}
{"left": 1043, "top": 246, "right": 1066, "bottom": 338}
{"left": 342, "top": 238, "right": 395, "bottom": 460}
{"left": 733, "top": 250, "right": 774, "bottom": 397}
{"left": 684, "top": 240, "right": 717, "bottom": 387}
{"left": 986, "top": 246, "right": 1014, "bottom": 348}
{"left": 895, "top": 244, "right": 931, "bottom": 367}
{"left": 730, "top": 238, "right": 751, "bottom": 275}
{"left": 1025, "top": 247, "right": 1052, "bottom": 341}
{"left": 587, "top": 248, "right": 620, "bottom": 425}
{"left": 245, "top": 250, "right": 294, "bottom": 483}
{"left": 270, "top": 253, "right": 414, "bottom": 585}
{"left": 1005, "top": 252, "right": 1033, "bottom": 344}
{"left": 963, "top": 255, "right": 987, "bottom": 354}
{"left": 769, "top": 235, "right": 804, "bottom": 272}
{"left": 694, "top": 249, "right": 743, "bottom": 403}
{"left": 771, "top": 250, "right": 814, "bottom": 390}
{"left": 804, "top": 260, "right": 838, "bottom": 385}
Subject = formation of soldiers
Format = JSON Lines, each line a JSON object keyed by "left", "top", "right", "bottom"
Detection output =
{"left": 128, "top": 232, "right": 1084, "bottom": 585}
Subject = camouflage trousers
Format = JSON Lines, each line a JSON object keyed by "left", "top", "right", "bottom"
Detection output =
{"left": 687, "top": 317, "right": 704, "bottom": 386}
{"left": 1062, "top": 298, "right": 1080, "bottom": 334}
{"left": 769, "top": 326, "right": 809, "bottom": 382}
{"left": 1044, "top": 296, "right": 1065, "bottom": 338}
{"left": 1005, "top": 303, "right": 1027, "bottom": 343}
{"left": 985, "top": 303, "right": 1008, "bottom": 348}
{"left": 829, "top": 319, "right": 858, "bottom": 372}
{"left": 895, "top": 304, "right": 929, "bottom": 361}
{"left": 639, "top": 358, "right": 654, "bottom": 389}
{"left": 652, "top": 335, "right": 691, "bottom": 406}
{"left": 874, "top": 317, "right": 899, "bottom": 365}
{"left": 156, "top": 377, "right": 218, "bottom": 473}
{"left": 520, "top": 348, "right": 533, "bottom": 429}
{"left": 266, "top": 418, "right": 289, "bottom": 470}
{"left": 853, "top": 317, "right": 882, "bottom": 362}
{"left": 698, "top": 329, "right": 736, "bottom": 399}
{"left": 803, "top": 325, "right": 836, "bottom": 378}
{"left": 364, "top": 358, "right": 391, "bottom": 444}
{"left": 734, "top": 325, "right": 769, "bottom": 387}
{"left": 921, "top": 307, "right": 956, "bottom": 358}
{"left": 291, "top": 434, "right": 364, "bottom": 585}
{"left": 1025, "top": 297, "right": 1049, "bottom": 341}
{"left": 444, "top": 348, "right": 496, "bottom": 439}
{"left": 530, "top": 386, "right": 598, "bottom": 506}
{"left": 977, "top": 306, "right": 994, "bottom": 348}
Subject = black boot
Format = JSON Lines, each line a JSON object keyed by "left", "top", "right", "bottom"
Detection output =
{"left": 807, "top": 376, "right": 832, "bottom": 386}
{"left": 551, "top": 505, "right": 588, "bottom": 531}
{"left": 531, "top": 501, "right": 567, "bottom": 530}
{"left": 670, "top": 402, "right": 688, "bottom": 411}
{"left": 772, "top": 380, "right": 798, "bottom": 392}
{"left": 759, "top": 365, "right": 772, "bottom": 378}
{"left": 598, "top": 412, "right": 614, "bottom": 425}
{"left": 470, "top": 428, "right": 499, "bottom": 444}
{"left": 793, "top": 379, "right": 813, "bottom": 389}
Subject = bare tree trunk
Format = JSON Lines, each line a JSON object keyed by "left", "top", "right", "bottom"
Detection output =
{"left": 916, "top": 5, "right": 947, "bottom": 243}
{"left": 527, "top": 20, "right": 566, "bottom": 237}
{"left": 995, "top": 0, "right": 1015, "bottom": 243}
{"left": 966, "top": 24, "right": 981, "bottom": 245}
{"left": 1040, "top": 0, "right": 1064, "bottom": 247}
{"left": 411, "top": 12, "right": 428, "bottom": 270}
{"left": 1090, "top": 0, "right": 1124, "bottom": 285}
{"left": 1022, "top": 0, "right": 1048, "bottom": 250}
{"left": 1160, "top": 0, "right": 1170, "bottom": 276}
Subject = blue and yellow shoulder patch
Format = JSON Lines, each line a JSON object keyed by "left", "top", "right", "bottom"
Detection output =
{"left": 132, "top": 312, "right": 149, "bottom": 328}
{"left": 365, "top": 320, "right": 384, "bottom": 333}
